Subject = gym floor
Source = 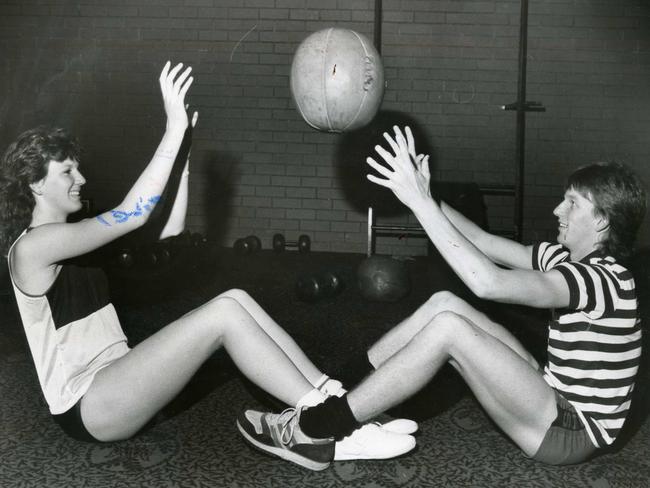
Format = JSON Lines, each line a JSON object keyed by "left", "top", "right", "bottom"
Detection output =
{"left": 1, "top": 245, "right": 649, "bottom": 487}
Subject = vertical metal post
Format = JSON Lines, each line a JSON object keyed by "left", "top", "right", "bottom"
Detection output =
{"left": 514, "top": 0, "right": 529, "bottom": 242}
{"left": 367, "top": 207, "right": 374, "bottom": 257}
{"left": 371, "top": 0, "right": 381, "bottom": 256}
{"left": 374, "top": 0, "right": 382, "bottom": 53}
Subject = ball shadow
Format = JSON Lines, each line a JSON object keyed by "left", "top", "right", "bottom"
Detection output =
{"left": 199, "top": 150, "right": 237, "bottom": 245}
{"left": 335, "top": 110, "right": 436, "bottom": 217}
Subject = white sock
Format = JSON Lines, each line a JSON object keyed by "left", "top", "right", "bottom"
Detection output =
{"left": 319, "top": 379, "right": 347, "bottom": 398}
{"left": 313, "top": 374, "right": 330, "bottom": 390}
{"left": 296, "top": 388, "right": 328, "bottom": 409}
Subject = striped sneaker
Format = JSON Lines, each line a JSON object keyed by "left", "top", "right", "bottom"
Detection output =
{"left": 237, "top": 408, "right": 335, "bottom": 471}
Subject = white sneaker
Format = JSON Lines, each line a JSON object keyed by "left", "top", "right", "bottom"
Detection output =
{"left": 334, "top": 423, "right": 416, "bottom": 461}
{"left": 380, "top": 418, "right": 418, "bottom": 435}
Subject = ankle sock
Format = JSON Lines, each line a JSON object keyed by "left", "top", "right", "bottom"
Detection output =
{"left": 313, "top": 374, "right": 331, "bottom": 390}
{"left": 299, "top": 394, "right": 359, "bottom": 441}
{"left": 296, "top": 388, "right": 328, "bottom": 409}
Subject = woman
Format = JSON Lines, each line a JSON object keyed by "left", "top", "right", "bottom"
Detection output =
{"left": 0, "top": 62, "right": 415, "bottom": 465}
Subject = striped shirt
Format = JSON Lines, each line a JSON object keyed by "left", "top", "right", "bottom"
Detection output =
{"left": 533, "top": 242, "right": 642, "bottom": 447}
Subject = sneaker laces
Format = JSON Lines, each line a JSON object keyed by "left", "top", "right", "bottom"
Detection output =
{"left": 278, "top": 408, "right": 300, "bottom": 446}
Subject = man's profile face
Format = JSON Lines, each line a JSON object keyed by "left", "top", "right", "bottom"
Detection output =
{"left": 553, "top": 187, "right": 601, "bottom": 259}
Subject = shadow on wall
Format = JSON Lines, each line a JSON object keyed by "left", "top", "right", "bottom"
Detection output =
{"left": 200, "top": 150, "right": 237, "bottom": 245}
{"left": 335, "top": 110, "right": 436, "bottom": 217}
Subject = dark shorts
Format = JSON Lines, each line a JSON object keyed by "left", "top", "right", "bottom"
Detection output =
{"left": 531, "top": 391, "right": 598, "bottom": 465}
{"left": 51, "top": 398, "right": 101, "bottom": 443}
{"left": 52, "top": 398, "right": 162, "bottom": 443}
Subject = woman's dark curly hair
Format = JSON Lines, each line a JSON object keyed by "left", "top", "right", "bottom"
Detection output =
{"left": 567, "top": 162, "right": 647, "bottom": 263}
{"left": 0, "top": 126, "right": 81, "bottom": 256}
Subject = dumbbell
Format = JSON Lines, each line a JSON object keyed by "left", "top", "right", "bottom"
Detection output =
{"left": 115, "top": 248, "right": 135, "bottom": 269}
{"left": 295, "top": 272, "right": 343, "bottom": 302}
{"left": 137, "top": 246, "right": 160, "bottom": 268}
{"left": 191, "top": 232, "right": 208, "bottom": 247}
{"left": 272, "top": 233, "right": 310, "bottom": 253}
{"left": 234, "top": 235, "right": 262, "bottom": 255}
{"left": 154, "top": 243, "right": 171, "bottom": 266}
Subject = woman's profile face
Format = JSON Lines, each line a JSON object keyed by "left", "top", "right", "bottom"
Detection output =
{"left": 35, "top": 158, "right": 86, "bottom": 217}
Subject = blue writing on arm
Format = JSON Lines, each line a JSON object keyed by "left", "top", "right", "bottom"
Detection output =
{"left": 95, "top": 195, "right": 162, "bottom": 226}
{"left": 96, "top": 215, "right": 111, "bottom": 226}
{"left": 143, "top": 195, "right": 161, "bottom": 212}
{"left": 130, "top": 198, "right": 144, "bottom": 217}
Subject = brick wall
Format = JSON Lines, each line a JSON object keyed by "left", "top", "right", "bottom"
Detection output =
{"left": 1, "top": 0, "right": 648, "bottom": 255}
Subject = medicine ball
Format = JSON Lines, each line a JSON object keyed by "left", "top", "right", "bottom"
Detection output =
{"left": 290, "top": 28, "right": 385, "bottom": 133}
{"left": 357, "top": 255, "right": 411, "bottom": 302}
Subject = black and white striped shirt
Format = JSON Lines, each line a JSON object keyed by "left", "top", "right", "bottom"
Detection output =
{"left": 533, "top": 242, "right": 642, "bottom": 447}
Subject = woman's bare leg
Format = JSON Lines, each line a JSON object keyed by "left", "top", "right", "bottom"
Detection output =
{"left": 219, "top": 289, "right": 324, "bottom": 385}
{"left": 81, "top": 290, "right": 314, "bottom": 441}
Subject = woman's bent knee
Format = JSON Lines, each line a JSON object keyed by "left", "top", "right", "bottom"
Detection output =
{"left": 200, "top": 292, "right": 245, "bottom": 316}
{"left": 216, "top": 288, "right": 251, "bottom": 304}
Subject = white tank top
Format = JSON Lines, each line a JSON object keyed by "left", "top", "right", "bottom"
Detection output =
{"left": 8, "top": 231, "right": 129, "bottom": 414}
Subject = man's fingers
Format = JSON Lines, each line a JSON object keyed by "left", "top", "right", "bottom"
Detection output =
{"left": 366, "top": 157, "right": 394, "bottom": 178}
{"left": 422, "top": 155, "right": 431, "bottom": 178}
{"left": 405, "top": 126, "right": 416, "bottom": 158}
{"left": 367, "top": 173, "right": 392, "bottom": 189}
{"left": 393, "top": 126, "right": 409, "bottom": 155}
{"left": 382, "top": 132, "right": 399, "bottom": 155}
{"left": 374, "top": 145, "right": 395, "bottom": 166}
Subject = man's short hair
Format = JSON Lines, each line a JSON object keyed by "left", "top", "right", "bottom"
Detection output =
{"left": 567, "top": 162, "right": 646, "bottom": 262}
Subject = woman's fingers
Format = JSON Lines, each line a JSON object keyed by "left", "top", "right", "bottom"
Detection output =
{"left": 159, "top": 61, "right": 171, "bottom": 85}
{"left": 167, "top": 62, "right": 184, "bottom": 83}
{"left": 160, "top": 62, "right": 187, "bottom": 99}
{"left": 191, "top": 111, "right": 199, "bottom": 127}
{"left": 178, "top": 74, "right": 194, "bottom": 99}
{"left": 174, "top": 66, "right": 193, "bottom": 92}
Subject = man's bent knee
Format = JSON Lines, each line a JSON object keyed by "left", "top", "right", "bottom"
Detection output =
{"left": 423, "top": 290, "right": 471, "bottom": 318}
{"left": 419, "top": 311, "right": 470, "bottom": 349}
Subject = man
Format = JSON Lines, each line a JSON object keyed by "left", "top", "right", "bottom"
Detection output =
{"left": 237, "top": 126, "right": 646, "bottom": 470}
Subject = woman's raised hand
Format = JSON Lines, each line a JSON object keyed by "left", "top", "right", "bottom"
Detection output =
{"left": 159, "top": 61, "right": 194, "bottom": 132}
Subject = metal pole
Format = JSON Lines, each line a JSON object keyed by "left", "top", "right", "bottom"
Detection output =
{"left": 374, "top": 0, "right": 382, "bottom": 54}
{"left": 367, "top": 207, "right": 374, "bottom": 257}
{"left": 514, "top": 0, "right": 529, "bottom": 242}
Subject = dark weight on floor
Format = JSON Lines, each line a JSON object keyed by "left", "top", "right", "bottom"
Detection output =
{"left": 191, "top": 232, "right": 208, "bottom": 247}
{"left": 273, "top": 233, "right": 310, "bottom": 252}
{"left": 154, "top": 243, "right": 171, "bottom": 265}
{"left": 357, "top": 255, "right": 411, "bottom": 302}
{"left": 295, "top": 272, "right": 343, "bottom": 302}
{"left": 116, "top": 248, "right": 135, "bottom": 269}
{"left": 234, "top": 235, "right": 262, "bottom": 255}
